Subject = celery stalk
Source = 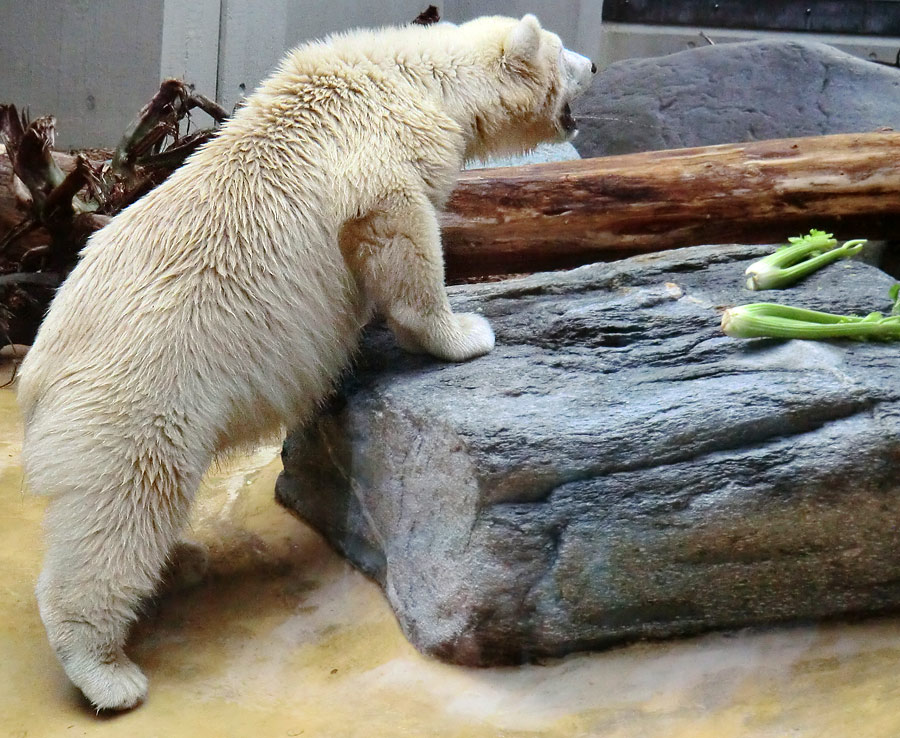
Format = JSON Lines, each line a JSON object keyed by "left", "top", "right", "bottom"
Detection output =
{"left": 744, "top": 230, "right": 867, "bottom": 290}
{"left": 721, "top": 301, "right": 900, "bottom": 341}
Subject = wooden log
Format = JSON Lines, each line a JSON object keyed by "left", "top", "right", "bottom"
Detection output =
{"left": 2, "top": 133, "right": 899, "bottom": 282}
{"left": 441, "top": 132, "right": 900, "bottom": 280}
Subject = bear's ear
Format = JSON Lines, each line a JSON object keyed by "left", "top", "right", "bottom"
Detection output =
{"left": 504, "top": 14, "right": 542, "bottom": 62}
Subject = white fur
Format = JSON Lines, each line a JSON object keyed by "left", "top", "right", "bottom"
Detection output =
{"left": 17, "top": 15, "right": 594, "bottom": 711}
{"left": 505, "top": 13, "right": 542, "bottom": 61}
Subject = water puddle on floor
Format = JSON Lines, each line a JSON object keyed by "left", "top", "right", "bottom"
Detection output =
{"left": 2, "top": 357, "right": 899, "bottom": 737}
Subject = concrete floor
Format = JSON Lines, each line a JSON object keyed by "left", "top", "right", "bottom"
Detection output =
{"left": 2, "top": 356, "right": 900, "bottom": 738}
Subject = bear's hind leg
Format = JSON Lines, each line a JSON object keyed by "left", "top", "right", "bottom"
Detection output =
{"left": 35, "top": 453, "right": 198, "bottom": 711}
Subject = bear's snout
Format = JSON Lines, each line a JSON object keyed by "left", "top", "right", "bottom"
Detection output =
{"left": 561, "top": 48, "right": 596, "bottom": 101}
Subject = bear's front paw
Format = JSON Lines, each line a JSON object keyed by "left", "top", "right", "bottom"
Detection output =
{"left": 433, "top": 312, "right": 495, "bottom": 362}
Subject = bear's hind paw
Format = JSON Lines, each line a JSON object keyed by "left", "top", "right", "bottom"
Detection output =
{"left": 67, "top": 654, "right": 149, "bottom": 712}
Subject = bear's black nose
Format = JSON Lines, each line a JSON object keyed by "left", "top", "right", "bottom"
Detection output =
{"left": 591, "top": 62, "right": 597, "bottom": 74}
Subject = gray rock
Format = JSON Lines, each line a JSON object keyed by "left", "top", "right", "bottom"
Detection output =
{"left": 276, "top": 244, "right": 900, "bottom": 665}
{"left": 574, "top": 40, "right": 900, "bottom": 157}
{"left": 465, "top": 141, "right": 580, "bottom": 169}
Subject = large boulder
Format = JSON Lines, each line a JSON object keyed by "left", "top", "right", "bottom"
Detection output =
{"left": 276, "top": 244, "right": 900, "bottom": 665}
{"left": 574, "top": 39, "right": 900, "bottom": 157}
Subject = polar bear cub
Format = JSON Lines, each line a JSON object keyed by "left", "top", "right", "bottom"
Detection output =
{"left": 17, "top": 15, "right": 595, "bottom": 710}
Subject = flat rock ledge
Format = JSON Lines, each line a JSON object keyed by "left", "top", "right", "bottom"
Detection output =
{"left": 276, "top": 244, "right": 900, "bottom": 666}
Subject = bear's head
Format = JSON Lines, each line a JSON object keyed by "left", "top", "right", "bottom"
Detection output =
{"left": 450, "top": 14, "right": 596, "bottom": 160}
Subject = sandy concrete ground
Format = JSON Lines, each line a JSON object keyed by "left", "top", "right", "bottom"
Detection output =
{"left": 2, "top": 357, "right": 899, "bottom": 738}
